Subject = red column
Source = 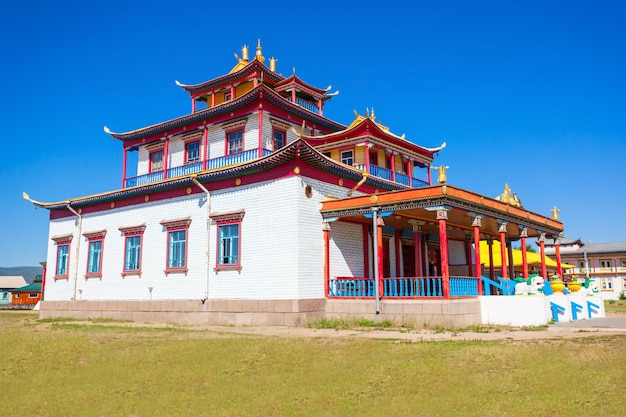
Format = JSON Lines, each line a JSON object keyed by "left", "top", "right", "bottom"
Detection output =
{"left": 487, "top": 239, "right": 495, "bottom": 280}
{"left": 230, "top": 85, "right": 235, "bottom": 100}
{"left": 163, "top": 135, "right": 169, "bottom": 179}
{"left": 472, "top": 216, "right": 483, "bottom": 295}
{"left": 317, "top": 98, "right": 322, "bottom": 115}
{"left": 211, "top": 90, "right": 216, "bottom": 107}
{"left": 406, "top": 158, "right": 413, "bottom": 187}
{"left": 427, "top": 166, "right": 432, "bottom": 185}
{"left": 555, "top": 237, "right": 563, "bottom": 277}
{"left": 192, "top": 98, "right": 196, "bottom": 113}
{"left": 291, "top": 89, "right": 296, "bottom": 103}
{"left": 377, "top": 217, "right": 384, "bottom": 298}
{"left": 202, "top": 124, "right": 209, "bottom": 171}
{"left": 437, "top": 209, "right": 450, "bottom": 299}
{"left": 323, "top": 222, "right": 331, "bottom": 297}
{"left": 520, "top": 227, "right": 528, "bottom": 279}
{"left": 498, "top": 222, "right": 507, "bottom": 279}
{"left": 539, "top": 233, "right": 547, "bottom": 279}
{"left": 365, "top": 142, "right": 370, "bottom": 174}
{"left": 390, "top": 153, "right": 396, "bottom": 182}
{"left": 258, "top": 108, "right": 264, "bottom": 158}
{"left": 122, "top": 148, "right": 128, "bottom": 189}
{"left": 40, "top": 262, "right": 47, "bottom": 302}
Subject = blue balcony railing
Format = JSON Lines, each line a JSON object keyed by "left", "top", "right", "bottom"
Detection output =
{"left": 167, "top": 162, "right": 202, "bottom": 178}
{"left": 124, "top": 149, "right": 275, "bottom": 188}
{"left": 328, "top": 276, "right": 480, "bottom": 299}
{"left": 125, "top": 171, "right": 164, "bottom": 188}
{"left": 411, "top": 177, "right": 429, "bottom": 188}
{"left": 395, "top": 172, "right": 409, "bottom": 186}
{"left": 286, "top": 97, "right": 319, "bottom": 113}
{"left": 370, "top": 165, "right": 393, "bottom": 181}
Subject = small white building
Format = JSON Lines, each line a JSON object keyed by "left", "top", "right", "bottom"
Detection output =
{"left": 546, "top": 237, "right": 626, "bottom": 300}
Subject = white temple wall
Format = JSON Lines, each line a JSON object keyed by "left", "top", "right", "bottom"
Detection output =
{"left": 45, "top": 195, "right": 208, "bottom": 302}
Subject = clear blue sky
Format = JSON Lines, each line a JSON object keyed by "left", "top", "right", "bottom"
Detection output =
{"left": 1, "top": 1, "right": 624, "bottom": 267}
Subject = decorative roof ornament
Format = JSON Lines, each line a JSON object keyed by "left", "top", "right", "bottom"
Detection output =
{"left": 495, "top": 183, "right": 523, "bottom": 208}
{"left": 255, "top": 39, "right": 265, "bottom": 63}
{"left": 551, "top": 206, "right": 560, "bottom": 220}
{"left": 430, "top": 165, "right": 450, "bottom": 184}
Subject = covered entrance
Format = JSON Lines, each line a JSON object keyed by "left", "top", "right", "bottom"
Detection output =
{"left": 321, "top": 185, "right": 564, "bottom": 301}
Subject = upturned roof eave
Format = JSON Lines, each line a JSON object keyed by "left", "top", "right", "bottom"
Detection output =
{"left": 302, "top": 117, "right": 440, "bottom": 161}
{"left": 178, "top": 60, "right": 284, "bottom": 94}
{"left": 106, "top": 85, "right": 346, "bottom": 143}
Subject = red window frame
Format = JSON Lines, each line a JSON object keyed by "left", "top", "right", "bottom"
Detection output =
{"left": 210, "top": 211, "right": 245, "bottom": 273}
{"left": 272, "top": 127, "right": 286, "bottom": 151}
{"left": 225, "top": 128, "right": 244, "bottom": 155}
{"left": 83, "top": 230, "right": 107, "bottom": 279}
{"left": 119, "top": 225, "right": 146, "bottom": 277}
{"left": 51, "top": 234, "right": 73, "bottom": 281}
{"left": 149, "top": 149, "right": 164, "bottom": 173}
{"left": 184, "top": 140, "right": 201, "bottom": 164}
{"left": 160, "top": 218, "right": 192, "bottom": 275}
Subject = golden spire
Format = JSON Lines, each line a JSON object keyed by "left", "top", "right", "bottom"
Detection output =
{"left": 241, "top": 44, "right": 249, "bottom": 61}
{"left": 255, "top": 39, "right": 265, "bottom": 63}
{"left": 270, "top": 56, "right": 277, "bottom": 72}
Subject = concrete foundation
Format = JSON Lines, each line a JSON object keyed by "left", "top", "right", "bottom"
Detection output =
{"left": 39, "top": 299, "right": 327, "bottom": 326}
{"left": 325, "top": 298, "right": 482, "bottom": 328}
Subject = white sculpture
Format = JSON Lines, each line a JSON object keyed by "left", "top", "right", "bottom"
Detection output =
{"left": 579, "top": 279, "right": 600, "bottom": 296}
{"left": 514, "top": 274, "right": 545, "bottom": 295}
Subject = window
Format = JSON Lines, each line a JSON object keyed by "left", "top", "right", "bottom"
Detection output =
{"left": 578, "top": 260, "right": 585, "bottom": 268}
{"left": 369, "top": 151, "right": 378, "bottom": 166}
{"left": 125, "top": 236, "right": 142, "bottom": 270}
{"left": 272, "top": 128, "right": 285, "bottom": 150}
{"left": 600, "top": 259, "right": 612, "bottom": 268}
{"left": 51, "top": 234, "right": 73, "bottom": 280}
{"left": 601, "top": 278, "right": 613, "bottom": 290}
{"left": 168, "top": 230, "right": 187, "bottom": 269}
{"left": 185, "top": 141, "right": 200, "bottom": 163}
{"left": 120, "top": 224, "right": 146, "bottom": 276}
{"left": 620, "top": 259, "right": 626, "bottom": 268}
{"left": 341, "top": 150, "right": 354, "bottom": 166}
{"left": 150, "top": 150, "right": 163, "bottom": 172}
{"left": 84, "top": 230, "right": 106, "bottom": 278}
{"left": 218, "top": 224, "right": 240, "bottom": 265}
{"left": 227, "top": 130, "right": 243, "bottom": 155}
{"left": 210, "top": 211, "right": 245, "bottom": 272}
{"left": 160, "top": 218, "right": 191, "bottom": 274}
{"left": 2, "top": 293, "right": 8, "bottom": 299}
{"left": 87, "top": 239, "right": 103, "bottom": 275}
{"left": 28, "top": 293, "right": 38, "bottom": 299}
{"left": 224, "top": 91, "right": 232, "bottom": 102}
{"left": 56, "top": 244, "right": 70, "bottom": 277}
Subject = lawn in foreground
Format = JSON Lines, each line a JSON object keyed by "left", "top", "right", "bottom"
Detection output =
{"left": 1, "top": 312, "right": 624, "bottom": 417}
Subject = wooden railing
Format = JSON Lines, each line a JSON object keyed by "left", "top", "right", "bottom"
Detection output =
{"left": 328, "top": 276, "right": 479, "bottom": 298}
{"left": 124, "top": 149, "right": 273, "bottom": 188}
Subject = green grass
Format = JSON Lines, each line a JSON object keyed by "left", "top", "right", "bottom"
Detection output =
{"left": 605, "top": 299, "right": 626, "bottom": 313}
{"left": 1, "top": 312, "right": 625, "bottom": 417}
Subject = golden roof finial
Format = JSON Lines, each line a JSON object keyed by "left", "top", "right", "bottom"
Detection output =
{"left": 371, "top": 108, "right": 376, "bottom": 121}
{"left": 495, "top": 183, "right": 523, "bottom": 207}
{"left": 551, "top": 206, "right": 560, "bottom": 220}
{"left": 255, "top": 39, "right": 265, "bottom": 63}
{"left": 270, "top": 56, "right": 277, "bottom": 72}
{"left": 241, "top": 45, "right": 249, "bottom": 61}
